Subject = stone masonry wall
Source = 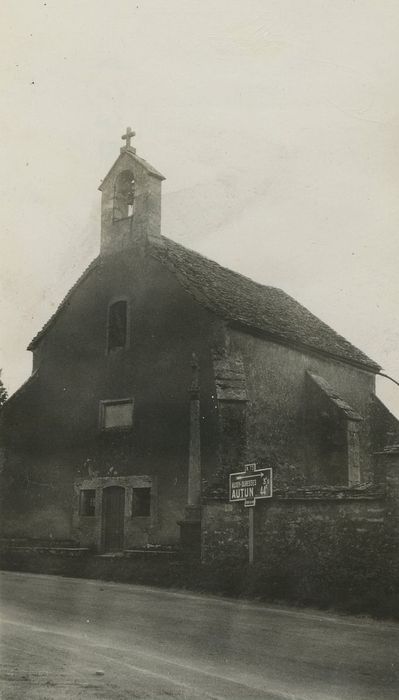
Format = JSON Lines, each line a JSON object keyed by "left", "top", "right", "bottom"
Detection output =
{"left": 202, "top": 489, "right": 386, "bottom": 564}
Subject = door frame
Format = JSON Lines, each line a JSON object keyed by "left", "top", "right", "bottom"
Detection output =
{"left": 102, "top": 484, "right": 126, "bottom": 552}
{"left": 73, "top": 475, "right": 156, "bottom": 552}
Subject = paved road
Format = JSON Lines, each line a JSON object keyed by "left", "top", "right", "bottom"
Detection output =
{"left": 0, "top": 571, "right": 398, "bottom": 699}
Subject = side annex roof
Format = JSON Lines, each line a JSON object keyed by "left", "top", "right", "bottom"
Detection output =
{"left": 306, "top": 371, "right": 363, "bottom": 421}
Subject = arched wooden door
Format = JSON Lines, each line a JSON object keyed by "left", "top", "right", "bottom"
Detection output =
{"left": 103, "top": 486, "right": 125, "bottom": 552}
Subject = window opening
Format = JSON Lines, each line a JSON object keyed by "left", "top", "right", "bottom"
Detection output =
{"left": 113, "top": 170, "right": 135, "bottom": 221}
{"left": 79, "top": 489, "right": 96, "bottom": 516}
{"left": 108, "top": 300, "right": 128, "bottom": 352}
{"left": 100, "top": 399, "right": 134, "bottom": 430}
{"left": 132, "top": 487, "right": 151, "bottom": 517}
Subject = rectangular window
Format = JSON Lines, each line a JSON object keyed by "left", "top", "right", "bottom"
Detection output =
{"left": 79, "top": 489, "right": 96, "bottom": 516}
{"left": 100, "top": 399, "right": 134, "bottom": 430}
{"left": 132, "top": 487, "right": 151, "bottom": 517}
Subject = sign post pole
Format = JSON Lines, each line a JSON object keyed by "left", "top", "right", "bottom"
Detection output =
{"left": 248, "top": 505, "right": 254, "bottom": 565}
{"left": 229, "top": 462, "right": 273, "bottom": 566}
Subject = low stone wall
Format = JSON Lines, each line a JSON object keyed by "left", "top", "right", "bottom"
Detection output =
{"left": 200, "top": 452, "right": 399, "bottom": 616}
{"left": 201, "top": 488, "right": 386, "bottom": 563}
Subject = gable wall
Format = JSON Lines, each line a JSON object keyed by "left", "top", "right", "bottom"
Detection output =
{"left": 0, "top": 245, "right": 221, "bottom": 544}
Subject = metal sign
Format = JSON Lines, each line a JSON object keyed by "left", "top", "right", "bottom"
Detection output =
{"left": 229, "top": 463, "right": 273, "bottom": 507}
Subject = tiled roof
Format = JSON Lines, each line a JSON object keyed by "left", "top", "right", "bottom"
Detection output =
{"left": 151, "top": 237, "right": 380, "bottom": 372}
{"left": 27, "top": 235, "right": 381, "bottom": 372}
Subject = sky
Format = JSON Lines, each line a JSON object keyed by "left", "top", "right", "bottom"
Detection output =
{"left": 1, "top": 0, "right": 398, "bottom": 417}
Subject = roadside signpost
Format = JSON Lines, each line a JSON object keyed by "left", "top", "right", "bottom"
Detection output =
{"left": 229, "top": 463, "right": 273, "bottom": 564}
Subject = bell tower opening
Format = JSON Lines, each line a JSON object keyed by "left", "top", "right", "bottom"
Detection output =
{"left": 113, "top": 170, "right": 135, "bottom": 221}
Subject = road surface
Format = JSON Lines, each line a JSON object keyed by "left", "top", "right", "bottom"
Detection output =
{"left": 0, "top": 570, "right": 398, "bottom": 699}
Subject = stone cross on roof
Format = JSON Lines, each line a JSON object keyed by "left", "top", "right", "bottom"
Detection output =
{"left": 121, "top": 127, "right": 136, "bottom": 150}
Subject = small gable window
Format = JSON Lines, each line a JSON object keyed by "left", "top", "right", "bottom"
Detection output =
{"left": 113, "top": 170, "right": 135, "bottom": 221}
{"left": 107, "top": 300, "right": 128, "bottom": 352}
{"left": 100, "top": 399, "right": 134, "bottom": 431}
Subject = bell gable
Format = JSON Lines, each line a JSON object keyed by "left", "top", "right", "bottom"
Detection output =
{"left": 99, "top": 129, "right": 165, "bottom": 255}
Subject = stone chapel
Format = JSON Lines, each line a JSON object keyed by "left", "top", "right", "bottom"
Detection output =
{"left": 0, "top": 130, "right": 397, "bottom": 556}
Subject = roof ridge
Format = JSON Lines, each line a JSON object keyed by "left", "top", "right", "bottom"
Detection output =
{"left": 154, "top": 235, "right": 283, "bottom": 294}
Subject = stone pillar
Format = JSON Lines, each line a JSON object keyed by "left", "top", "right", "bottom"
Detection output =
{"left": 178, "top": 354, "right": 202, "bottom": 555}
{"left": 187, "top": 353, "right": 201, "bottom": 514}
